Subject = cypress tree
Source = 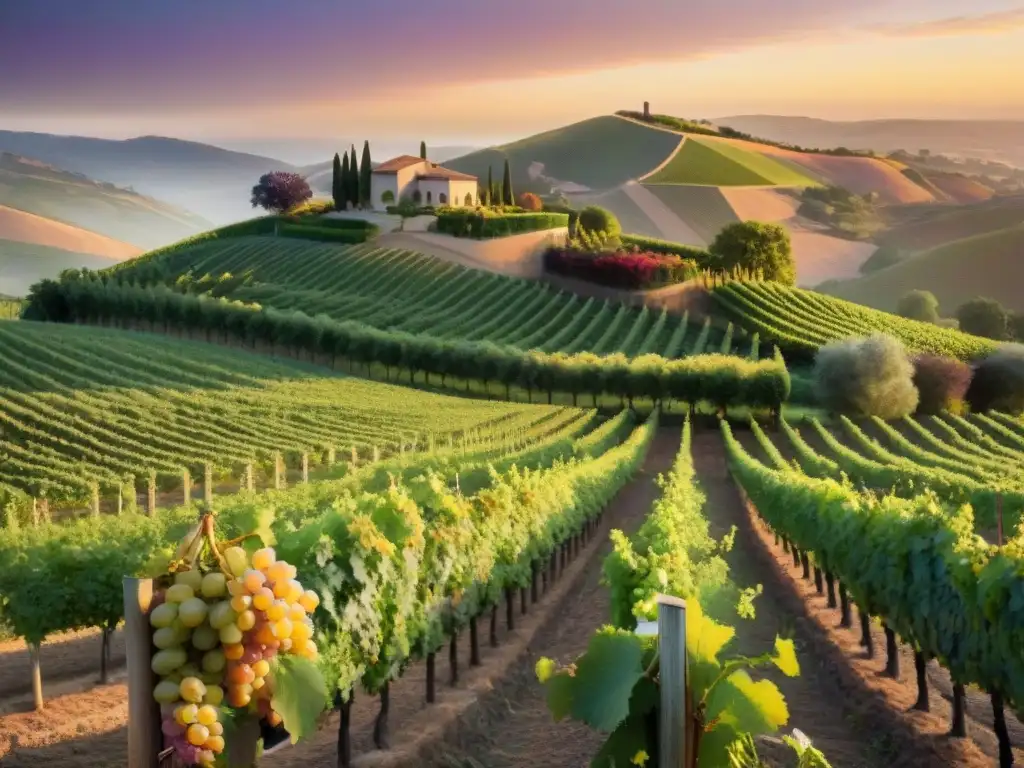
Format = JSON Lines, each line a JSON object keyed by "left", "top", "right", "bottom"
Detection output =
{"left": 331, "top": 152, "right": 343, "bottom": 209}
{"left": 360, "top": 140, "right": 372, "bottom": 207}
{"left": 348, "top": 145, "right": 359, "bottom": 207}
{"left": 339, "top": 153, "right": 350, "bottom": 210}
{"left": 420, "top": 141, "right": 427, "bottom": 160}
{"left": 502, "top": 159, "right": 514, "bottom": 208}
{"left": 486, "top": 167, "right": 493, "bottom": 208}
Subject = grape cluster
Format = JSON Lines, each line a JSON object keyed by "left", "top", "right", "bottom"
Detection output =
{"left": 149, "top": 543, "right": 319, "bottom": 767}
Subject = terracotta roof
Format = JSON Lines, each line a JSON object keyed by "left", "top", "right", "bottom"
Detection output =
{"left": 417, "top": 166, "right": 477, "bottom": 182}
{"left": 372, "top": 155, "right": 427, "bottom": 173}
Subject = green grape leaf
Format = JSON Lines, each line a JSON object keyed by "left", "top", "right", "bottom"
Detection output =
{"left": 772, "top": 637, "right": 800, "bottom": 677}
{"left": 706, "top": 669, "right": 789, "bottom": 738}
{"left": 545, "top": 670, "right": 575, "bottom": 721}
{"left": 591, "top": 711, "right": 652, "bottom": 768}
{"left": 270, "top": 655, "right": 329, "bottom": 743}
{"left": 570, "top": 630, "right": 645, "bottom": 732}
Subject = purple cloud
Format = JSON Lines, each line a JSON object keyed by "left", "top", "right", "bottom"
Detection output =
{"left": 0, "top": 0, "right": 894, "bottom": 113}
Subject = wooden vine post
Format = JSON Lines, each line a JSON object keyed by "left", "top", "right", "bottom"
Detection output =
{"left": 244, "top": 462, "right": 255, "bottom": 493}
{"left": 92, "top": 481, "right": 101, "bottom": 516}
{"left": 123, "top": 576, "right": 160, "bottom": 768}
{"left": 182, "top": 469, "right": 191, "bottom": 506}
{"left": 273, "top": 451, "right": 283, "bottom": 490}
{"left": 147, "top": 471, "right": 157, "bottom": 516}
{"left": 203, "top": 463, "right": 214, "bottom": 506}
{"left": 28, "top": 642, "right": 43, "bottom": 711}
{"left": 645, "top": 594, "right": 687, "bottom": 768}
{"left": 301, "top": 452, "right": 309, "bottom": 484}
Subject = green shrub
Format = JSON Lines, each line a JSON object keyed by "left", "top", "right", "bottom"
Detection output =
{"left": 813, "top": 334, "right": 918, "bottom": 418}
{"left": 897, "top": 290, "right": 940, "bottom": 324}
{"left": 709, "top": 221, "right": 795, "bottom": 284}
{"left": 859, "top": 245, "right": 903, "bottom": 274}
{"left": 578, "top": 206, "right": 621, "bottom": 244}
{"left": 277, "top": 223, "right": 376, "bottom": 244}
{"left": 912, "top": 353, "right": 972, "bottom": 414}
{"left": 435, "top": 210, "right": 569, "bottom": 239}
{"left": 956, "top": 297, "right": 1008, "bottom": 340}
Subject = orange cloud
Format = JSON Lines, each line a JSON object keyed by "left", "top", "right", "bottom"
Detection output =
{"left": 867, "top": 7, "right": 1024, "bottom": 38}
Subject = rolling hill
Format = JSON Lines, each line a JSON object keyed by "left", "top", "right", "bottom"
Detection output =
{"left": 0, "top": 131, "right": 294, "bottom": 225}
{"left": 644, "top": 136, "right": 818, "bottom": 187}
{"left": 444, "top": 116, "right": 681, "bottom": 193}
{"left": 0, "top": 153, "right": 211, "bottom": 249}
{"left": 827, "top": 224, "right": 1024, "bottom": 313}
{"left": 877, "top": 195, "right": 1024, "bottom": 252}
{"left": 712, "top": 115, "right": 1024, "bottom": 167}
{"left": 0, "top": 205, "right": 140, "bottom": 295}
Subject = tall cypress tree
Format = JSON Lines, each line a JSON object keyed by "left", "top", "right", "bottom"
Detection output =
{"left": 339, "top": 153, "right": 350, "bottom": 210}
{"left": 502, "top": 159, "right": 514, "bottom": 207}
{"left": 360, "top": 140, "right": 372, "bottom": 208}
{"left": 331, "top": 152, "right": 343, "bottom": 209}
{"left": 420, "top": 141, "right": 427, "bottom": 160}
{"left": 486, "top": 167, "right": 493, "bottom": 207}
{"left": 348, "top": 146, "right": 359, "bottom": 207}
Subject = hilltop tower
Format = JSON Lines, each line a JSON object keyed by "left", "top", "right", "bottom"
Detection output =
{"left": 643, "top": 101, "right": 650, "bottom": 120}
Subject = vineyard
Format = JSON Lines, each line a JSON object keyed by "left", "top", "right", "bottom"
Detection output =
{"left": 0, "top": 320, "right": 562, "bottom": 520}
{"left": 105, "top": 236, "right": 764, "bottom": 360}
{"left": 723, "top": 415, "right": 1024, "bottom": 757}
{"left": 712, "top": 281, "right": 997, "bottom": 361}
{"left": 740, "top": 411, "right": 1024, "bottom": 540}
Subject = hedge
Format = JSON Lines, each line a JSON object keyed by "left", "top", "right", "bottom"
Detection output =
{"left": 435, "top": 210, "right": 570, "bottom": 239}
{"left": 620, "top": 234, "right": 711, "bottom": 265}
{"left": 24, "top": 275, "right": 791, "bottom": 412}
{"left": 278, "top": 223, "right": 378, "bottom": 244}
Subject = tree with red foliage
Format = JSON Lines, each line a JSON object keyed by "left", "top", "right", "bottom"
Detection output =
{"left": 517, "top": 192, "right": 543, "bottom": 211}
{"left": 250, "top": 171, "right": 312, "bottom": 214}
{"left": 912, "top": 353, "right": 972, "bottom": 414}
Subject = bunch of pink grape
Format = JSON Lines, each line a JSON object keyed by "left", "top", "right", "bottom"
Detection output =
{"left": 149, "top": 537, "right": 319, "bottom": 767}
{"left": 221, "top": 546, "right": 320, "bottom": 718}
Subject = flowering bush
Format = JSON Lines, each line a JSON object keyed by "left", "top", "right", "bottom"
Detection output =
{"left": 543, "top": 246, "right": 698, "bottom": 290}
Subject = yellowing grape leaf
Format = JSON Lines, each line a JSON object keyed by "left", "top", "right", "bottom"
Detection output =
{"left": 706, "top": 669, "right": 789, "bottom": 737}
{"left": 270, "top": 655, "right": 329, "bottom": 743}
{"left": 772, "top": 637, "right": 800, "bottom": 678}
{"left": 535, "top": 657, "right": 557, "bottom": 684}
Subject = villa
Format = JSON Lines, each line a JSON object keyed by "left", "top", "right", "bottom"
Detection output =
{"left": 370, "top": 155, "right": 478, "bottom": 210}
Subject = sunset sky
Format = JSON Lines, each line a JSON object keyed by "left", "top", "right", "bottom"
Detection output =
{"left": 2, "top": 0, "right": 1024, "bottom": 144}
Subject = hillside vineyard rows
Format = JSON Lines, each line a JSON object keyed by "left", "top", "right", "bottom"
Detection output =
{"left": 113, "top": 237, "right": 762, "bottom": 360}
{"left": 723, "top": 418, "right": 1024, "bottom": 744}
{"left": 713, "top": 280, "right": 997, "bottom": 360}
{"left": 0, "top": 320, "right": 558, "bottom": 512}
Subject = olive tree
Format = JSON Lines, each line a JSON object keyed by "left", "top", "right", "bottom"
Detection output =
{"left": 813, "top": 334, "right": 918, "bottom": 418}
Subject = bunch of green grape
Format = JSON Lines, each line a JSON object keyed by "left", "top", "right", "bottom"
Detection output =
{"left": 148, "top": 521, "right": 320, "bottom": 767}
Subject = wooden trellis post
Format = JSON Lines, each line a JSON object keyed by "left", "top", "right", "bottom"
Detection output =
{"left": 182, "top": 469, "right": 191, "bottom": 506}
{"left": 350, "top": 445, "right": 358, "bottom": 467}
{"left": 124, "top": 576, "right": 160, "bottom": 767}
{"left": 301, "top": 452, "right": 309, "bottom": 484}
{"left": 327, "top": 447, "right": 336, "bottom": 466}
{"left": 92, "top": 481, "right": 101, "bottom": 516}
{"left": 245, "top": 463, "right": 255, "bottom": 493}
{"left": 203, "top": 463, "right": 214, "bottom": 506}
{"left": 146, "top": 471, "right": 157, "bottom": 516}
{"left": 274, "top": 451, "right": 284, "bottom": 490}
{"left": 635, "top": 595, "right": 688, "bottom": 768}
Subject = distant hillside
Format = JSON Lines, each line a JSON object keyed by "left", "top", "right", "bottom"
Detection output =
{"left": 878, "top": 195, "right": 1024, "bottom": 252}
{"left": 712, "top": 115, "right": 1024, "bottom": 167}
{"left": 0, "top": 131, "right": 295, "bottom": 224}
{"left": 829, "top": 224, "right": 1024, "bottom": 313}
{"left": 0, "top": 153, "right": 211, "bottom": 249}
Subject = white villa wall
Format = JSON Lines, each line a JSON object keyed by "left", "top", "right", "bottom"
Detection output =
{"left": 370, "top": 174, "right": 400, "bottom": 211}
{"left": 395, "top": 164, "right": 425, "bottom": 201}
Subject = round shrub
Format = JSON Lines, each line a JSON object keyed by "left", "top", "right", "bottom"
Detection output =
{"left": 956, "top": 297, "right": 1008, "bottom": 340}
{"left": 912, "top": 353, "right": 972, "bottom": 414}
{"left": 813, "top": 334, "right": 918, "bottom": 418}
{"left": 965, "top": 346, "right": 1024, "bottom": 414}
{"left": 709, "top": 221, "right": 795, "bottom": 285}
{"left": 517, "top": 192, "right": 543, "bottom": 211}
{"left": 578, "top": 206, "right": 621, "bottom": 242}
{"left": 897, "top": 290, "right": 940, "bottom": 324}
{"left": 859, "top": 245, "right": 903, "bottom": 274}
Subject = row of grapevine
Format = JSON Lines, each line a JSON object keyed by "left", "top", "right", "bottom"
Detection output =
{"left": 538, "top": 422, "right": 821, "bottom": 767}
{"left": 0, "top": 321, "right": 557, "bottom": 517}
{"left": 712, "top": 280, "right": 996, "bottom": 361}
{"left": 722, "top": 421, "right": 1024, "bottom": 739}
{"left": 774, "top": 414, "right": 1024, "bottom": 536}
{"left": 24, "top": 276, "right": 792, "bottom": 414}
{"left": 93, "top": 236, "right": 760, "bottom": 360}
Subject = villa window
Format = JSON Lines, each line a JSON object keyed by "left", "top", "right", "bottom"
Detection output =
{"left": 439, "top": 193, "right": 448, "bottom": 205}
{"left": 426, "top": 191, "right": 433, "bottom": 204}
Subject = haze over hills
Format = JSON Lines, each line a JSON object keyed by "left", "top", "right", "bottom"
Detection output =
{"left": 0, "top": 131, "right": 295, "bottom": 225}
{"left": 712, "top": 116, "right": 1024, "bottom": 167}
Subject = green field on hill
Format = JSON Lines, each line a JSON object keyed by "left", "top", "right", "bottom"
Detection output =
{"left": 829, "top": 224, "right": 1024, "bottom": 313}
{"left": 444, "top": 116, "right": 680, "bottom": 192}
{"left": 641, "top": 184, "right": 740, "bottom": 243}
{"left": 107, "top": 235, "right": 760, "bottom": 361}
{"left": 644, "top": 136, "right": 818, "bottom": 187}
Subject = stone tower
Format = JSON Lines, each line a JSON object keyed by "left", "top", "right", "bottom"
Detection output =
{"left": 643, "top": 101, "right": 650, "bottom": 120}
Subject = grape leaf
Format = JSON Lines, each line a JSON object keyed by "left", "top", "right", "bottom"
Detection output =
{"left": 570, "top": 630, "right": 645, "bottom": 732}
{"left": 270, "top": 655, "right": 329, "bottom": 743}
{"left": 545, "top": 671, "right": 575, "bottom": 722}
{"left": 772, "top": 637, "right": 800, "bottom": 677}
